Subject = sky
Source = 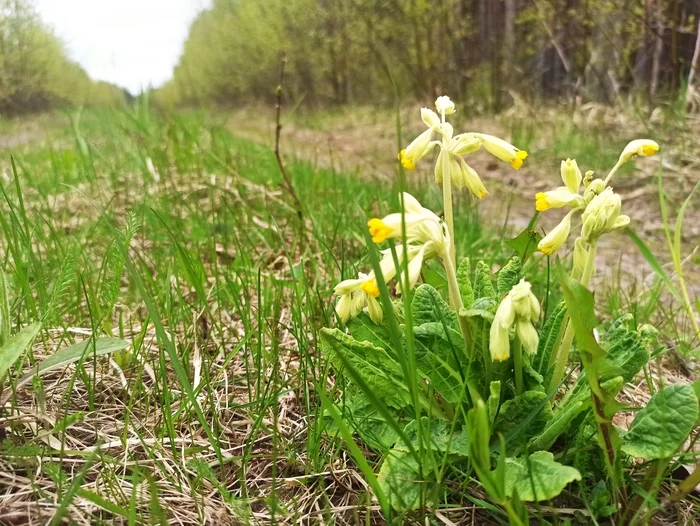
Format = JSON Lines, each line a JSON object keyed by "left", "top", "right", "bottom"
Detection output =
{"left": 35, "top": 0, "right": 211, "bottom": 94}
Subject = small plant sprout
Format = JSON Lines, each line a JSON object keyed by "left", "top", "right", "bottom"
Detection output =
{"left": 399, "top": 95, "right": 527, "bottom": 264}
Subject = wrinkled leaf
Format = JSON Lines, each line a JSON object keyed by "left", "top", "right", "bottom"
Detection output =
{"left": 474, "top": 261, "right": 496, "bottom": 300}
{"left": 377, "top": 449, "right": 424, "bottom": 511}
{"left": 396, "top": 417, "right": 469, "bottom": 457}
{"left": 497, "top": 256, "right": 521, "bottom": 296}
{"left": 411, "top": 284, "right": 457, "bottom": 328}
{"left": 621, "top": 384, "right": 699, "bottom": 459}
{"left": 603, "top": 314, "right": 649, "bottom": 382}
{"left": 505, "top": 451, "right": 581, "bottom": 501}
{"left": 495, "top": 390, "right": 553, "bottom": 452}
{"left": 320, "top": 328, "right": 410, "bottom": 409}
{"left": 347, "top": 312, "right": 394, "bottom": 351}
{"left": 535, "top": 301, "right": 567, "bottom": 383}
{"left": 456, "top": 257, "right": 474, "bottom": 308}
{"left": 413, "top": 322, "right": 466, "bottom": 404}
{"left": 531, "top": 401, "right": 586, "bottom": 451}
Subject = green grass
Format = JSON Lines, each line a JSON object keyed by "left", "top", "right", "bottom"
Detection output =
{"left": 0, "top": 102, "right": 696, "bottom": 524}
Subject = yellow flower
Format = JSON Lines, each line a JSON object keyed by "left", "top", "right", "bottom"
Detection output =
{"left": 367, "top": 218, "right": 394, "bottom": 244}
{"left": 472, "top": 133, "right": 528, "bottom": 170}
{"left": 619, "top": 139, "right": 659, "bottom": 163}
{"left": 360, "top": 279, "right": 380, "bottom": 298}
{"left": 535, "top": 187, "right": 584, "bottom": 211}
{"left": 538, "top": 211, "right": 573, "bottom": 255}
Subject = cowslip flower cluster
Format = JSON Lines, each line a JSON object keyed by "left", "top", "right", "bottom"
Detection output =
{"left": 335, "top": 193, "right": 449, "bottom": 324}
{"left": 398, "top": 96, "right": 528, "bottom": 199}
{"left": 535, "top": 139, "right": 658, "bottom": 256}
{"left": 490, "top": 279, "right": 541, "bottom": 362}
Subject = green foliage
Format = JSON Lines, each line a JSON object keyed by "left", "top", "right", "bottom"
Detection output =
{"left": 0, "top": 322, "right": 41, "bottom": 383}
{"left": 504, "top": 451, "right": 581, "bottom": 502}
{"left": 0, "top": 0, "right": 125, "bottom": 115}
{"left": 497, "top": 256, "right": 521, "bottom": 296}
{"left": 474, "top": 260, "right": 496, "bottom": 300}
{"left": 495, "top": 390, "right": 553, "bottom": 453}
{"left": 456, "top": 257, "right": 474, "bottom": 307}
{"left": 377, "top": 449, "right": 423, "bottom": 511}
{"left": 621, "top": 384, "right": 699, "bottom": 460}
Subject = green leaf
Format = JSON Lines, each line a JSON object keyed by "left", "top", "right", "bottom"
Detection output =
{"left": 347, "top": 312, "right": 393, "bottom": 351}
{"left": 556, "top": 266, "right": 603, "bottom": 357}
{"left": 320, "top": 328, "right": 410, "bottom": 409}
{"left": 504, "top": 451, "right": 582, "bottom": 501}
{"left": 602, "top": 314, "right": 649, "bottom": 382}
{"left": 495, "top": 390, "right": 553, "bottom": 453}
{"left": 497, "top": 256, "right": 521, "bottom": 296}
{"left": 411, "top": 284, "right": 457, "bottom": 328}
{"left": 626, "top": 228, "right": 682, "bottom": 304}
{"left": 456, "top": 257, "right": 474, "bottom": 308}
{"left": 621, "top": 384, "right": 699, "bottom": 459}
{"left": 531, "top": 401, "right": 586, "bottom": 451}
{"left": 506, "top": 224, "right": 542, "bottom": 263}
{"left": 0, "top": 323, "right": 41, "bottom": 384}
{"left": 413, "top": 322, "right": 466, "bottom": 404}
{"left": 396, "top": 417, "right": 469, "bottom": 457}
{"left": 331, "top": 393, "right": 402, "bottom": 451}
{"left": 1, "top": 336, "right": 130, "bottom": 404}
{"left": 474, "top": 261, "right": 496, "bottom": 300}
{"left": 377, "top": 449, "right": 424, "bottom": 511}
{"left": 535, "top": 301, "right": 567, "bottom": 383}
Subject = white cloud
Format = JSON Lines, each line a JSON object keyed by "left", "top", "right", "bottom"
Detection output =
{"left": 34, "top": 0, "right": 210, "bottom": 94}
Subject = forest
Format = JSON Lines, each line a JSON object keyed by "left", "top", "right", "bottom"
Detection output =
{"left": 0, "top": 0, "right": 126, "bottom": 116}
{"left": 156, "top": 0, "right": 700, "bottom": 110}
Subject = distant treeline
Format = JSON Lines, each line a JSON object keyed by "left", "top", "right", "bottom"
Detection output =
{"left": 156, "top": 0, "right": 700, "bottom": 109}
{"left": 0, "top": 0, "right": 126, "bottom": 117}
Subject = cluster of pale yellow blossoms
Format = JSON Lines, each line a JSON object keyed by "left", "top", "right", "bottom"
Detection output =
{"left": 333, "top": 94, "right": 660, "bottom": 369}
{"left": 535, "top": 139, "right": 659, "bottom": 258}
{"left": 397, "top": 96, "right": 528, "bottom": 199}
{"left": 334, "top": 193, "right": 449, "bottom": 324}
{"left": 489, "top": 279, "right": 541, "bottom": 361}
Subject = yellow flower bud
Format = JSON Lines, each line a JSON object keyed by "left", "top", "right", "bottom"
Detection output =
{"left": 560, "top": 158, "right": 582, "bottom": 193}
{"left": 573, "top": 237, "right": 588, "bottom": 276}
{"left": 455, "top": 157, "right": 488, "bottom": 199}
{"left": 435, "top": 95, "right": 456, "bottom": 115}
{"left": 581, "top": 188, "right": 622, "bottom": 242}
{"left": 516, "top": 319, "right": 539, "bottom": 355}
{"left": 583, "top": 178, "right": 606, "bottom": 204}
{"left": 619, "top": 139, "right": 659, "bottom": 163}
{"left": 538, "top": 211, "right": 572, "bottom": 255}
{"left": 421, "top": 107, "right": 441, "bottom": 128}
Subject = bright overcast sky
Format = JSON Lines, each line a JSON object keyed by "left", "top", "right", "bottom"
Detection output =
{"left": 34, "top": 0, "right": 211, "bottom": 94}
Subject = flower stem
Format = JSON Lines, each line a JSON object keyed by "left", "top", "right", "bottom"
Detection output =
{"left": 513, "top": 337, "right": 524, "bottom": 395}
{"left": 549, "top": 241, "right": 598, "bottom": 392}
{"left": 439, "top": 113, "right": 457, "bottom": 270}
